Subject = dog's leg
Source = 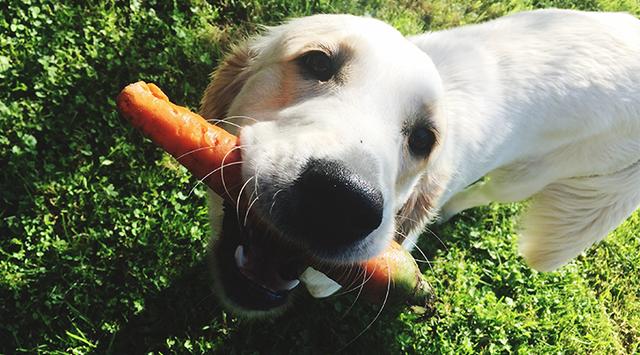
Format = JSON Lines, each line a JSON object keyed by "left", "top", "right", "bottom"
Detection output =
{"left": 439, "top": 162, "right": 552, "bottom": 222}
{"left": 438, "top": 180, "right": 492, "bottom": 222}
{"left": 519, "top": 160, "right": 640, "bottom": 271}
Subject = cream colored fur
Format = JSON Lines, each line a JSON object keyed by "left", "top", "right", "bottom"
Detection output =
{"left": 201, "top": 9, "right": 640, "bottom": 282}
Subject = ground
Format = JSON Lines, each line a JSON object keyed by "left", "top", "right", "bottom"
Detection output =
{"left": 1, "top": 0, "right": 639, "bottom": 353}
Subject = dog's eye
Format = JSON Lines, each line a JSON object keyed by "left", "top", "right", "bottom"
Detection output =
{"left": 408, "top": 126, "right": 436, "bottom": 157}
{"left": 298, "top": 50, "right": 335, "bottom": 82}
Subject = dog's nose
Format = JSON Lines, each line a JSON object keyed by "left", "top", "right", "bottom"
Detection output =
{"left": 290, "top": 159, "right": 383, "bottom": 247}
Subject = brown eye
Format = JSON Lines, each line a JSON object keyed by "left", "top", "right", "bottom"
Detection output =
{"left": 298, "top": 50, "right": 335, "bottom": 82}
{"left": 408, "top": 126, "right": 435, "bottom": 157}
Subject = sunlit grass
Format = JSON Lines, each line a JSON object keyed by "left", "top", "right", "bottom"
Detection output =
{"left": 1, "top": 0, "right": 638, "bottom": 353}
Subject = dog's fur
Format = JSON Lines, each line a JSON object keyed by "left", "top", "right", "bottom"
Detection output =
{"left": 201, "top": 9, "right": 640, "bottom": 311}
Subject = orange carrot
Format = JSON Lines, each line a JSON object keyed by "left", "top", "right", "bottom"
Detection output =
{"left": 320, "top": 240, "right": 433, "bottom": 305}
{"left": 116, "top": 81, "right": 242, "bottom": 201}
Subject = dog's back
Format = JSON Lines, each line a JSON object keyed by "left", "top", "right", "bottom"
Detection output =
{"left": 412, "top": 9, "right": 640, "bottom": 170}
{"left": 411, "top": 9, "right": 640, "bottom": 270}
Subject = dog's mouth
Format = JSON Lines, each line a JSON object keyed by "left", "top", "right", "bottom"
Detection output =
{"left": 212, "top": 202, "right": 317, "bottom": 311}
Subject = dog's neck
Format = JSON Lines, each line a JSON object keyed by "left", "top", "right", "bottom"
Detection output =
{"left": 420, "top": 39, "right": 519, "bottom": 207}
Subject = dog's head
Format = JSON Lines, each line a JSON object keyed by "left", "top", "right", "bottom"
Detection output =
{"left": 201, "top": 14, "right": 448, "bottom": 316}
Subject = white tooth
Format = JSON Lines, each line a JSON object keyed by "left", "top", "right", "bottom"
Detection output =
{"left": 282, "top": 279, "right": 300, "bottom": 291}
{"left": 299, "top": 267, "right": 342, "bottom": 298}
{"left": 234, "top": 245, "right": 248, "bottom": 268}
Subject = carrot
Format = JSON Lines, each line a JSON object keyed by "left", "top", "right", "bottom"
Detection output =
{"left": 116, "top": 81, "right": 242, "bottom": 201}
{"left": 318, "top": 240, "right": 433, "bottom": 306}
{"left": 117, "top": 82, "right": 433, "bottom": 307}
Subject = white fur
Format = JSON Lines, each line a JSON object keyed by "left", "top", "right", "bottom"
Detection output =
{"left": 519, "top": 159, "right": 640, "bottom": 271}
{"left": 414, "top": 9, "right": 640, "bottom": 270}
{"left": 202, "top": 8, "right": 640, "bottom": 281}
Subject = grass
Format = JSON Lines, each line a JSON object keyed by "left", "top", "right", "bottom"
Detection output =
{"left": 1, "top": 0, "right": 639, "bottom": 353}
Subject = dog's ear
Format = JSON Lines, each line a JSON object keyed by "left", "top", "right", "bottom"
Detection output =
{"left": 199, "top": 41, "right": 256, "bottom": 121}
{"left": 395, "top": 173, "right": 443, "bottom": 245}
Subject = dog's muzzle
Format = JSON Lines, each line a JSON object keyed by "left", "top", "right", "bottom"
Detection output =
{"left": 212, "top": 159, "right": 384, "bottom": 312}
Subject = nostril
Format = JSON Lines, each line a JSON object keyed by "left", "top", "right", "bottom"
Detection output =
{"left": 288, "top": 159, "right": 383, "bottom": 248}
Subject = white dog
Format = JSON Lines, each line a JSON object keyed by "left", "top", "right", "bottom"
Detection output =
{"left": 199, "top": 9, "right": 640, "bottom": 315}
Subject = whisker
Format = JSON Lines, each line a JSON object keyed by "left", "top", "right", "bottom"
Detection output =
{"left": 395, "top": 230, "right": 434, "bottom": 275}
{"left": 187, "top": 161, "right": 243, "bottom": 197}
{"left": 235, "top": 175, "right": 256, "bottom": 227}
{"left": 253, "top": 163, "right": 260, "bottom": 198}
{"left": 175, "top": 140, "right": 252, "bottom": 162}
{"left": 343, "top": 263, "right": 365, "bottom": 291}
{"left": 243, "top": 192, "right": 264, "bottom": 228}
{"left": 177, "top": 146, "right": 215, "bottom": 161}
{"left": 224, "top": 115, "right": 260, "bottom": 123}
{"left": 332, "top": 266, "right": 362, "bottom": 296}
{"left": 338, "top": 260, "right": 390, "bottom": 351}
{"left": 240, "top": 159, "right": 263, "bottom": 227}
{"left": 221, "top": 115, "right": 260, "bottom": 123}
{"left": 220, "top": 144, "right": 244, "bottom": 202}
{"left": 424, "top": 226, "right": 449, "bottom": 251}
{"left": 340, "top": 268, "right": 367, "bottom": 319}
{"left": 205, "top": 118, "right": 244, "bottom": 130}
{"left": 395, "top": 214, "right": 422, "bottom": 225}
{"left": 175, "top": 144, "right": 243, "bottom": 161}
{"left": 269, "top": 189, "right": 284, "bottom": 216}
{"left": 190, "top": 143, "right": 244, "bottom": 181}
{"left": 393, "top": 230, "right": 429, "bottom": 263}
{"left": 396, "top": 214, "right": 448, "bottom": 251}
{"left": 334, "top": 265, "right": 375, "bottom": 297}
{"left": 413, "top": 259, "right": 445, "bottom": 264}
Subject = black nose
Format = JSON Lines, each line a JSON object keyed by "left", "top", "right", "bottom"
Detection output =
{"left": 287, "top": 159, "right": 383, "bottom": 249}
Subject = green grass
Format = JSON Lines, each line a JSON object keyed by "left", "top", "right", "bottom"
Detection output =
{"left": 1, "top": 0, "right": 639, "bottom": 353}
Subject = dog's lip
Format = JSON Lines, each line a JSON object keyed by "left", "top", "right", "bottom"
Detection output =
{"left": 218, "top": 236, "right": 298, "bottom": 311}
{"left": 233, "top": 244, "right": 301, "bottom": 292}
{"left": 224, "top": 253, "right": 290, "bottom": 310}
{"left": 215, "top": 201, "right": 311, "bottom": 310}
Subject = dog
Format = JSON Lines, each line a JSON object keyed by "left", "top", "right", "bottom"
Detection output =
{"left": 199, "top": 9, "right": 640, "bottom": 316}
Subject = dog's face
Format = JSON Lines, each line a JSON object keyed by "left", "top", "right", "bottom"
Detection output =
{"left": 201, "top": 14, "right": 446, "bottom": 316}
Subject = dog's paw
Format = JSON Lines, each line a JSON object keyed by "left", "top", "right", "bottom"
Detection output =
{"left": 518, "top": 236, "right": 575, "bottom": 272}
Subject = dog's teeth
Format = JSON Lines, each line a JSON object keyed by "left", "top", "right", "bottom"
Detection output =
{"left": 282, "top": 279, "right": 300, "bottom": 290}
{"left": 299, "top": 267, "right": 342, "bottom": 298}
{"left": 234, "top": 245, "right": 248, "bottom": 268}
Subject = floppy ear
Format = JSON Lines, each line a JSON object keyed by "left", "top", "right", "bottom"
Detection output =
{"left": 199, "top": 41, "right": 256, "bottom": 121}
{"left": 395, "top": 173, "right": 443, "bottom": 248}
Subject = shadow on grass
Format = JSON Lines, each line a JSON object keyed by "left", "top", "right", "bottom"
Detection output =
{"left": 100, "top": 254, "right": 429, "bottom": 354}
{"left": 100, "top": 258, "right": 220, "bottom": 353}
